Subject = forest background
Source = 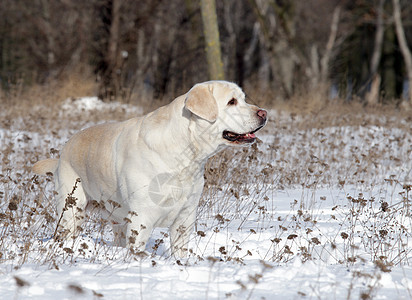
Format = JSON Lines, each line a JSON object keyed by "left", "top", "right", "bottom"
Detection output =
{"left": 1, "top": 0, "right": 412, "bottom": 107}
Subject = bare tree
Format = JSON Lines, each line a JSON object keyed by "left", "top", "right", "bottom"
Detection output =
{"left": 366, "top": 0, "right": 385, "bottom": 105}
{"left": 220, "top": 0, "right": 260, "bottom": 87}
{"left": 13, "top": 0, "right": 90, "bottom": 80}
{"left": 393, "top": 0, "right": 412, "bottom": 102}
{"left": 200, "top": 0, "right": 224, "bottom": 80}
{"left": 370, "top": 0, "right": 385, "bottom": 76}
{"left": 97, "top": 0, "right": 122, "bottom": 100}
{"left": 320, "top": 6, "right": 341, "bottom": 86}
{"left": 249, "top": 0, "right": 298, "bottom": 97}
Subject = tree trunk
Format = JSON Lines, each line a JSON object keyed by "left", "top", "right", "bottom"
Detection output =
{"left": 366, "top": 0, "right": 385, "bottom": 105}
{"left": 370, "top": 0, "right": 385, "bottom": 76}
{"left": 248, "top": 0, "right": 298, "bottom": 97}
{"left": 200, "top": 0, "right": 224, "bottom": 80}
{"left": 320, "top": 5, "right": 341, "bottom": 85}
{"left": 366, "top": 74, "right": 381, "bottom": 105}
{"left": 107, "top": 0, "right": 121, "bottom": 78}
{"left": 393, "top": 0, "right": 412, "bottom": 101}
{"left": 98, "top": 0, "right": 122, "bottom": 100}
{"left": 382, "top": 26, "right": 397, "bottom": 99}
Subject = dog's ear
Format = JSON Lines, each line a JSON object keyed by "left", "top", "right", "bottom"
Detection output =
{"left": 185, "top": 84, "right": 218, "bottom": 122}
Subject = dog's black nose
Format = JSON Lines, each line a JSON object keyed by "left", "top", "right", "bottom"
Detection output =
{"left": 257, "top": 109, "right": 267, "bottom": 121}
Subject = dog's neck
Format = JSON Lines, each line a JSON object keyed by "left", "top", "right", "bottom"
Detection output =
{"left": 140, "top": 95, "right": 224, "bottom": 174}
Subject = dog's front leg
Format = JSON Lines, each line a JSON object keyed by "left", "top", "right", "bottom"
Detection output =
{"left": 125, "top": 218, "right": 153, "bottom": 255}
{"left": 169, "top": 204, "right": 197, "bottom": 258}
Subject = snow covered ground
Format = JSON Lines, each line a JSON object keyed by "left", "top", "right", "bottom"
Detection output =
{"left": 0, "top": 97, "right": 411, "bottom": 299}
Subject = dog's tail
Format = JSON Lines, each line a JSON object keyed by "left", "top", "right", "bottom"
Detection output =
{"left": 32, "top": 159, "right": 59, "bottom": 175}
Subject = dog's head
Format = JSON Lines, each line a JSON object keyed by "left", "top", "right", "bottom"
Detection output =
{"left": 185, "top": 81, "right": 267, "bottom": 148}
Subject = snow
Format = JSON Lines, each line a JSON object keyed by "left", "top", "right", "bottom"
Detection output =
{"left": 1, "top": 97, "right": 411, "bottom": 299}
{"left": 61, "top": 97, "right": 142, "bottom": 116}
{"left": 4, "top": 252, "right": 412, "bottom": 299}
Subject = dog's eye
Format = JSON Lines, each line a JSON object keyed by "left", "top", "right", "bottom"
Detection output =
{"left": 227, "top": 98, "right": 237, "bottom": 106}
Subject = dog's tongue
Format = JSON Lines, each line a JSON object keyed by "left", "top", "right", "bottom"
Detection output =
{"left": 247, "top": 133, "right": 256, "bottom": 139}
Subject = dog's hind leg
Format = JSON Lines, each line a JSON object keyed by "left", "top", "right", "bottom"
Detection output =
{"left": 54, "top": 162, "right": 88, "bottom": 241}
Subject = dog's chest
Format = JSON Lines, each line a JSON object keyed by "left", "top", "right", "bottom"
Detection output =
{"left": 152, "top": 170, "right": 204, "bottom": 227}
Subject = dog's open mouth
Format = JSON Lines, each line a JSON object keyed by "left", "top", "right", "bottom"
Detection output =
{"left": 223, "top": 126, "right": 264, "bottom": 144}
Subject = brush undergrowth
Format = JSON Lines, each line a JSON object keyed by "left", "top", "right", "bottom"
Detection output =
{"left": 0, "top": 80, "right": 411, "bottom": 298}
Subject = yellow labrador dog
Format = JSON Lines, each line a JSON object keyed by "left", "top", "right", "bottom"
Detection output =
{"left": 33, "top": 81, "right": 267, "bottom": 257}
